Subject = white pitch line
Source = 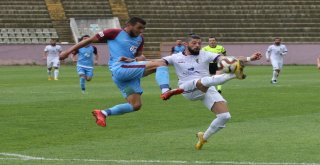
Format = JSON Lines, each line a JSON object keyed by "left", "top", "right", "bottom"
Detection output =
{"left": 0, "top": 153, "right": 319, "bottom": 165}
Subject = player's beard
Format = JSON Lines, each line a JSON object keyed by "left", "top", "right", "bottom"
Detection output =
{"left": 51, "top": 43, "right": 56, "bottom": 46}
{"left": 129, "top": 30, "right": 139, "bottom": 37}
{"left": 188, "top": 46, "right": 200, "bottom": 55}
{"left": 275, "top": 42, "right": 280, "bottom": 46}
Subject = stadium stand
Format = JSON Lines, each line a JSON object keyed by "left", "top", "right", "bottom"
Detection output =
{"left": 0, "top": 0, "right": 59, "bottom": 44}
{"left": 61, "top": 0, "right": 113, "bottom": 19}
{"left": 45, "top": 0, "right": 73, "bottom": 43}
{"left": 61, "top": 0, "right": 114, "bottom": 42}
{"left": 124, "top": 0, "right": 320, "bottom": 58}
{"left": 108, "top": 0, "right": 129, "bottom": 27}
{"left": 70, "top": 18, "right": 120, "bottom": 40}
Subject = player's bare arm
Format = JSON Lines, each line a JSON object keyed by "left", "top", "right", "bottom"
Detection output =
{"left": 135, "top": 50, "right": 146, "bottom": 61}
{"left": 236, "top": 52, "right": 262, "bottom": 62}
{"left": 60, "top": 36, "right": 99, "bottom": 60}
{"left": 217, "top": 52, "right": 262, "bottom": 63}
{"left": 94, "top": 53, "right": 99, "bottom": 65}
{"left": 71, "top": 52, "right": 77, "bottom": 62}
{"left": 43, "top": 51, "right": 48, "bottom": 60}
{"left": 119, "top": 51, "right": 146, "bottom": 62}
{"left": 266, "top": 51, "right": 270, "bottom": 62}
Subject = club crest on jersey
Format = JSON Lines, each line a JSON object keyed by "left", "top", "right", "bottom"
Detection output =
{"left": 195, "top": 59, "right": 199, "bottom": 63}
{"left": 98, "top": 31, "right": 104, "bottom": 37}
{"left": 130, "top": 46, "right": 138, "bottom": 54}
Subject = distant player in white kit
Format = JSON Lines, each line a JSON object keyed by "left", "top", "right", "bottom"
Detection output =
{"left": 266, "top": 37, "right": 288, "bottom": 84}
{"left": 43, "top": 39, "right": 62, "bottom": 80}
{"left": 162, "top": 35, "right": 262, "bottom": 150}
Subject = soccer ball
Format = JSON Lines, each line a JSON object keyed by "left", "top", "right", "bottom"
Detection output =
{"left": 217, "top": 56, "right": 239, "bottom": 73}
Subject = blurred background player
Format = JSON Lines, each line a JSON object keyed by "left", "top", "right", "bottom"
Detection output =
{"left": 170, "top": 39, "right": 185, "bottom": 55}
{"left": 72, "top": 35, "right": 99, "bottom": 93}
{"left": 162, "top": 34, "right": 262, "bottom": 150}
{"left": 60, "top": 17, "right": 183, "bottom": 127}
{"left": 43, "top": 39, "right": 62, "bottom": 80}
{"left": 201, "top": 36, "right": 227, "bottom": 93}
{"left": 266, "top": 37, "right": 288, "bottom": 84}
{"left": 317, "top": 56, "right": 320, "bottom": 69}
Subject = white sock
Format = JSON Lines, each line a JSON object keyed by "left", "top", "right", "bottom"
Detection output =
{"left": 54, "top": 69, "right": 59, "bottom": 79}
{"left": 101, "top": 110, "right": 108, "bottom": 116}
{"left": 272, "top": 70, "right": 278, "bottom": 81}
{"left": 47, "top": 69, "right": 51, "bottom": 77}
{"left": 161, "top": 88, "right": 170, "bottom": 94}
{"left": 203, "top": 112, "right": 231, "bottom": 140}
{"left": 201, "top": 74, "right": 236, "bottom": 87}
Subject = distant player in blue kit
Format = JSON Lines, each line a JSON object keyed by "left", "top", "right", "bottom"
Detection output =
{"left": 170, "top": 39, "right": 185, "bottom": 55}
{"left": 60, "top": 17, "right": 183, "bottom": 127}
{"left": 72, "top": 35, "right": 99, "bottom": 93}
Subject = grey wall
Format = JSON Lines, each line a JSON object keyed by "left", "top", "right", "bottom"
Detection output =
{"left": 0, "top": 44, "right": 109, "bottom": 65}
{"left": 161, "top": 43, "right": 320, "bottom": 65}
{"left": 0, "top": 43, "right": 319, "bottom": 65}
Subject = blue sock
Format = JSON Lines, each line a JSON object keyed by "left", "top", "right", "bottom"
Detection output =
{"left": 80, "top": 77, "right": 85, "bottom": 91}
{"left": 103, "top": 103, "right": 134, "bottom": 116}
{"left": 155, "top": 66, "right": 170, "bottom": 90}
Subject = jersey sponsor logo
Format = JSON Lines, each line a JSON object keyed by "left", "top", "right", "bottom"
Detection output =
{"left": 184, "top": 67, "right": 200, "bottom": 76}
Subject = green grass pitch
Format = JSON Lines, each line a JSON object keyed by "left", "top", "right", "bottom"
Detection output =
{"left": 0, "top": 65, "right": 319, "bottom": 165}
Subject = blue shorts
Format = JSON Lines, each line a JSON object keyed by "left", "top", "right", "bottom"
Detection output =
{"left": 77, "top": 66, "right": 94, "bottom": 78}
{"left": 111, "top": 61, "right": 146, "bottom": 98}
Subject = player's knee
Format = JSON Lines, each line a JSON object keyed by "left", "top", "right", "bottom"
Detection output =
{"left": 86, "top": 77, "right": 92, "bottom": 81}
{"left": 132, "top": 103, "right": 142, "bottom": 111}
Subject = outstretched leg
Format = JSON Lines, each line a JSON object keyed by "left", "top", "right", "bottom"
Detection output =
{"left": 145, "top": 59, "right": 184, "bottom": 100}
{"left": 92, "top": 93, "right": 141, "bottom": 127}
{"left": 196, "top": 88, "right": 231, "bottom": 150}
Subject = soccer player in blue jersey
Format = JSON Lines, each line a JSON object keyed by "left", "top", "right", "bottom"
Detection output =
{"left": 72, "top": 35, "right": 99, "bottom": 93}
{"left": 60, "top": 17, "right": 183, "bottom": 127}
{"left": 170, "top": 39, "right": 185, "bottom": 55}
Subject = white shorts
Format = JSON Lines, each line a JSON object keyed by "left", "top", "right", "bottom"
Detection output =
{"left": 270, "top": 57, "right": 283, "bottom": 70}
{"left": 180, "top": 79, "right": 226, "bottom": 110}
{"left": 47, "top": 58, "right": 60, "bottom": 68}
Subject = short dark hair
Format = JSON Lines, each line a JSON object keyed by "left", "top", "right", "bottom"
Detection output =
{"left": 126, "top": 17, "right": 146, "bottom": 26}
{"left": 274, "top": 37, "right": 281, "bottom": 40}
{"left": 79, "top": 35, "right": 90, "bottom": 42}
{"left": 184, "top": 34, "right": 201, "bottom": 43}
{"left": 209, "top": 36, "right": 216, "bottom": 39}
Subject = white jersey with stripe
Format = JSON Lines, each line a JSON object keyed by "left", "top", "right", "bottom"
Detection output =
{"left": 266, "top": 44, "right": 288, "bottom": 60}
{"left": 44, "top": 45, "right": 62, "bottom": 60}
{"left": 163, "top": 51, "right": 220, "bottom": 86}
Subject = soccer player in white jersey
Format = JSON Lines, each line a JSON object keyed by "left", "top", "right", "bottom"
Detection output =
{"left": 43, "top": 39, "right": 62, "bottom": 80}
{"left": 162, "top": 35, "right": 261, "bottom": 150}
{"left": 266, "top": 37, "right": 288, "bottom": 84}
